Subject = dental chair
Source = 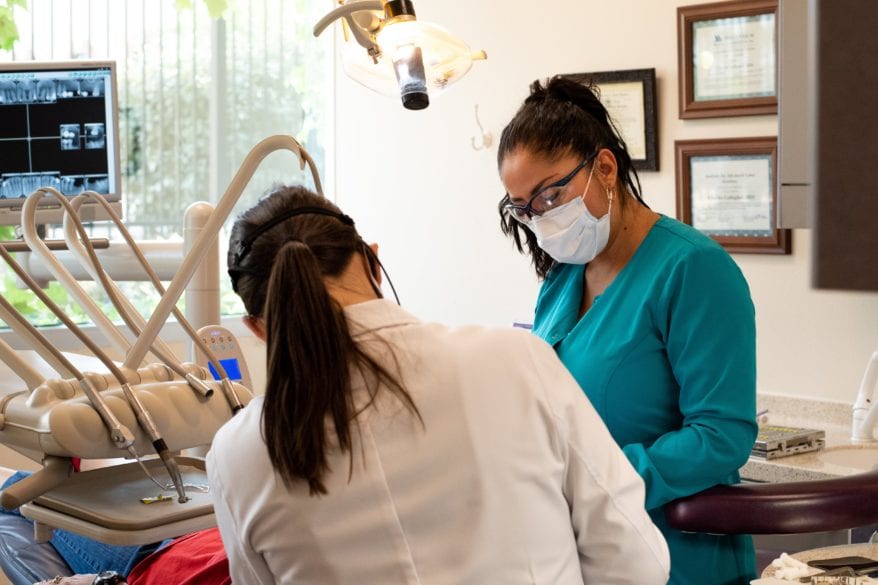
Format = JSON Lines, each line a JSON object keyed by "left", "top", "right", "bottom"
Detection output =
{"left": 0, "top": 507, "right": 73, "bottom": 585}
{"left": 0, "top": 515, "right": 72, "bottom": 584}
{"left": 666, "top": 469, "right": 878, "bottom": 535}
{"left": 0, "top": 212, "right": 254, "bottom": 584}
{"left": 665, "top": 468, "right": 878, "bottom": 575}
{"left": 0, "top": 135, "right": 319, "bottom": 584}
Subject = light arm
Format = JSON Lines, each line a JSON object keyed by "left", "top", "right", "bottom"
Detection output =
{"left": 313, "top": 0, "right": 384, "bottom": 57}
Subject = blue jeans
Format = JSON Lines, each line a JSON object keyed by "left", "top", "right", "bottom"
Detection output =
{"left": 1, "top": 471, "right": 166, "bottom": 575}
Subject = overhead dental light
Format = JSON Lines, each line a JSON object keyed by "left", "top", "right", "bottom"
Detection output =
{"left": 314, "top": 0, "right": 487, "bottom": 110}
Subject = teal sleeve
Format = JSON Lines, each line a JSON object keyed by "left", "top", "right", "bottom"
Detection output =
{"left": 622, "top": 246, "right": 758, "bottom": 510}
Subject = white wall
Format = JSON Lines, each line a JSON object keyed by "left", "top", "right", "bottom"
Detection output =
{"left": 331, "top": 0, "right": 878, "bottom": 404}
{"left": 2, "top": 0, "right": 873, "bottom": 431}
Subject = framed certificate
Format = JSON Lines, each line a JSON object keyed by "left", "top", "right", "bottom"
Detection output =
{"left": 677, "top": 0, "right": 778, "bottom": 119}
{"left": 564, "top": 68, "right": 658, "bottom": 171}
{"left": 675, "top": 137, "right": 790, "bottom": 254}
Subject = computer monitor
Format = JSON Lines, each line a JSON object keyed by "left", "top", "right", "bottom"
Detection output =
{"left": 0, "top": 60, "right": 122, "bottom": 226}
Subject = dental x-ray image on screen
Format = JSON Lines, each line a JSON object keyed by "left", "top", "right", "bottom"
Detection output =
{"left": 0, "top": 61, "right": 121, "bottom": 225}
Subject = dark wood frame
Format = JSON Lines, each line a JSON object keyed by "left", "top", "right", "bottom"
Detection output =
{"left": 677, "top": 0, "right": 778, "bottom": 119}
{"left": 675, "top": 136, "right": 790, "bottom": 254}
{"left": 564, "top": 68, "right": 658, "bottom": 171}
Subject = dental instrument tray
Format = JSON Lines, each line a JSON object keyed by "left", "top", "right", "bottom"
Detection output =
{"left": 751, "top": 425, "right": 826, "bottom": 460}
{"left": 19, "top": 457, "right": 215, "bottom": 546}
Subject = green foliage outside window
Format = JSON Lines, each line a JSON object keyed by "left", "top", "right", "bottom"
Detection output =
{"left": 0, "top": 0, "right": 26, "bottom": 51}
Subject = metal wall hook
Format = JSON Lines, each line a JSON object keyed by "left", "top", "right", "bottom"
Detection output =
{"left": 470, "top": 104, "right": 493, "bottom": 151}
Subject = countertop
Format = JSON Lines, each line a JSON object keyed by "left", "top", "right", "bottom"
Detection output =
{"left": 742, "top": 394, "right": 874, "bottom": 483}
{"left": 760, "top": 542, "right": 878, "bottom": 580}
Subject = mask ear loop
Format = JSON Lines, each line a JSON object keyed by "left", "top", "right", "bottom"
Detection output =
{"left": 361, "top": 242, "right": 401, "bottom": 305}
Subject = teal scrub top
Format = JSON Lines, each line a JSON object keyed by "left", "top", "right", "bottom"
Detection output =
{"left": 533, "top": 216, "right": 758, "bottom": 585}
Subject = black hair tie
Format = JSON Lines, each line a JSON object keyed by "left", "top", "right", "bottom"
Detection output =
{"left": 230, "top": 206, "right": 356, "bottom": 266}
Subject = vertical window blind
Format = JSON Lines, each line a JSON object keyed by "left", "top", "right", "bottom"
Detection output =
{"left": 0, "top": 0, "right": 331, "bottom": 322}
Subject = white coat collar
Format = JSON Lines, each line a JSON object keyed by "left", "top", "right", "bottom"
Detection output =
{"left": 344, "top": 298, "right": 420, "bottom": 338}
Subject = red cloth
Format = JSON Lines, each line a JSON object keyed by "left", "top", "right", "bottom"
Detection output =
{"left": 127, "top": 527, "right": 231, "bottom": 585}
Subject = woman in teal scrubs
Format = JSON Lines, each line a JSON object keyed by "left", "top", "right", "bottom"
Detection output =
{"left": 496, "top": 76, "right": 758, "bottom": 585}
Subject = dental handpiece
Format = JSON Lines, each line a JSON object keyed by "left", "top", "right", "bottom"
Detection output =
{"left": 71, "top": 192, "right": 242, "bottom": 413}
{"left": 46, "top": 188, "right": 211, "bottom": 401}
{"left": 120, "top": 383, "right": 188, "bottom": 503}
{"left": 0, "top": 243, "right": 188, "bottom": 501}
{"left": 79, "top": 379, "right": 136, "bottom": 451}
{"left": 220, "top": 378, "right": 245, "bottom": 414}
{"left": 0, "top": 291, "right": 136, "bottom": 452}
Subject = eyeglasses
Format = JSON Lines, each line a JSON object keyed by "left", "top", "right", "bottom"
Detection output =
{"left": 504, "top": 156, "right": 594, "bottom": 222}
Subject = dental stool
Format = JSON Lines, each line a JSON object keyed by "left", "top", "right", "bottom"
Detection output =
{"left": 0, "top": 512, "right": 72, "bottom": 585}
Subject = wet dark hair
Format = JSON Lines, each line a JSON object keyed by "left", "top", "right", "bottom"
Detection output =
{"left": 496, "top": 75, "right": 648, "bottom": 279}
{"left": 228, "top": 185, "right": 418, "bottom": 495}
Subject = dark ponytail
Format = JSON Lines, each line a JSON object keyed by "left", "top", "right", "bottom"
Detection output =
{"left": 496, "top": 75, "right": 647, "bottom": 279}
{"left": 263, "top": 241, "right": 354, "bottom": 495}
{"left": 228, "top": 185, "right": 417, "bottom": 495}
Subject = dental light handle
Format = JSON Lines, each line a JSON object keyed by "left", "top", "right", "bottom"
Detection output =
{"left": 852, "top": 350, "right": 878, "bottom": 442}
{"left": 124, "top": 135, "right": 319, "bottom": 372}
{"left": 121, "top": 383, "right": 189, "bottom": 503}
{"left": 391, "top": 44, "right": 429, "bottom": 110}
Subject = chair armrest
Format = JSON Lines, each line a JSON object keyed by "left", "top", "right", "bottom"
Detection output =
{"left": 664, "top": 469, "right": 878, "bottom": 534}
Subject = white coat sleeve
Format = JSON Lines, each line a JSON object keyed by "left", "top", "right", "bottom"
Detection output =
{"left": 526, "top": 337, "right": 670, "bottom": 585}
{"left": 206, "top": 446, "right": 275, "bottom": 584}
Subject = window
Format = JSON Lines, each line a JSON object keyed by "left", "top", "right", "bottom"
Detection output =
{"left": 1, "top": 0, "right": 331, "bottom": 324}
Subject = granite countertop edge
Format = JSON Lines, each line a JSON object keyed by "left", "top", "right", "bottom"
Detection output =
{"left": 741, "top": 393, "right": 872, "bottom": 483}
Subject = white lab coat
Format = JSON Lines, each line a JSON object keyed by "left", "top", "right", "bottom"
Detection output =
{"left": 207, "top": 299, "right": 669, "bottom": 585}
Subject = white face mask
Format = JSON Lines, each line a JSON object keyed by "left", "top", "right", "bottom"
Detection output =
{"left": 530, "top": 168, "right": 613, "bottom": 265}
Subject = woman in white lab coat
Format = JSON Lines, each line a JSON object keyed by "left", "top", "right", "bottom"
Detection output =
{"left": 207, "top": 185, "right": 669, "bottom": 585}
